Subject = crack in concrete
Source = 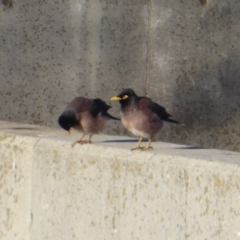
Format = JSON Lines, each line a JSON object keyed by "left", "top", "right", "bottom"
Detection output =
{"left": 145, "top": 0, "right": 152, "bottom": 97}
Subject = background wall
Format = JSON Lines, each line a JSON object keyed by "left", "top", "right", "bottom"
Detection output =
{"left": 1, "top": 0, "right": 240, "bottom": 151}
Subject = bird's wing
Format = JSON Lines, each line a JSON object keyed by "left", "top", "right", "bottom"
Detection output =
{"left": 67, "top": 97, "right": 93, "bottom": 114}
{"left": 141, "top": 98, "right": 184, "bottom": 125}
{"left": 90, "top": 98, "right": 111, "bottom": 117}
{"left": 136, "top": 97, "right": 166, "bottom": 119}
{"left": 138, "top": 97, "right": 181, "bottom": 124}
{"left": 147, "top": 101, "right": 172, "bottom": 119}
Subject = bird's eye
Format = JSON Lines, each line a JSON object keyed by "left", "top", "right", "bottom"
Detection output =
{"left": 122, "top": 95, "right": 129, "bottom": 100}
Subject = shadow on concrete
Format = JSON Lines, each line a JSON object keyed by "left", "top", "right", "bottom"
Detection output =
{"left": 103, "top": 138, "right": 148, "bottom": 143}
{"left": 0, "top": 127, "right": 39, "bottom": 130}
{"left": 9, "top": 127, "right": 40, "bottom": 130}
{"left": 175, "top": 146, "right": 204, "bottom": 150}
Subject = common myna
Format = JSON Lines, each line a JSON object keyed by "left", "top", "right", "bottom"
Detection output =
{"left": 58, "top": 97, "right": 119, "bottom": 147}
{"left": 111, "top": 88, "right": 184, "bottom": 150}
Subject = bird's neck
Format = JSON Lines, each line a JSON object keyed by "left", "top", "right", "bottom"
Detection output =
{"left": 120, "top": 98, "right": 138, "bottom": 112}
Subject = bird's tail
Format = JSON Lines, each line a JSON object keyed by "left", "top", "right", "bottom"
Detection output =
{"left": 164, "top": 118, "right": 185, "bottom": 126}
{"left": 100, "top": 112, "right": 120, "bottom": 121}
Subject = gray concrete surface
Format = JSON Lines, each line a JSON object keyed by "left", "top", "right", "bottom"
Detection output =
{"left": 1, "top": 121, "right": 240, "bottom": 240}
{"left": 1, "top": 1, "right": 240, "bottom": 151}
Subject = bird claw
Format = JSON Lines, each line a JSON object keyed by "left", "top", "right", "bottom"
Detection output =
{"left": 80, "top": 140, "right": 92, "bottom": 145}
{"left": 141, "top": 146, "right": 153, "bottom": 151}
{"left": 131, "top": 146, "right": 144, "bottom": 151}
{"left": 71, "top": 140, "right": 92, "bottom": 148}
{"left": 131, "top": 146, "right": 153, "bottom": 151}
{"left": 71, "top": 142, "right": 77, "bottom": 148}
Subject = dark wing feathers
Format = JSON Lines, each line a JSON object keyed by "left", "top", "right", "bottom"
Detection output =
{"left": 59, "top": 97, "right": 119, "bottom": 132}
{"left": 90, "top": 98, "right": 111, "bottom": 117}
{"left": 138, "top": 97, "right": 182, "bottom": 124}
{"left": 67, "top": 97, "right": 92, "bottom": 114}
{"left": 66, "top": 97, "right": 111, "bottom": 117}
{"left": 149, "top": 102, "right": 172, "bottom": 119}
{"left": 91, "top": 99, "right": 120, "bottom": 120}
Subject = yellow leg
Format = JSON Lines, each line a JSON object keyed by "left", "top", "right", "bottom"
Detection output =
{"left": 81, "top": 135, "right": 93, "bottom": 144}
{"left": 71, "top": 134, "right": 86, "bottom": 148}
{"left": 142, "top": 138, "right": 153, "bottom": 151}
{"left": 131, "top": 137, "right": 143, "bottom": 151}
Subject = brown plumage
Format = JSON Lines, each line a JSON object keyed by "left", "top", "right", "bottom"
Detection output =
{"left": 111, "top": 88, "right": 184, "bottom": 150}
{"left": 58, "top": 97, "right": 119, "bottom": 147}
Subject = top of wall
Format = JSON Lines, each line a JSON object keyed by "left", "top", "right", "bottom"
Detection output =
{"left": 0, "top": 121, "right": 240, "bottom": 166}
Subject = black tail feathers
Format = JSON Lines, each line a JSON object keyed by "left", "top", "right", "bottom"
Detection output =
{"left": 164, "top": 118, "right": 185, "bottom": 126}
{"left": 100, "top": 112, "right": 120, "bottom": 121}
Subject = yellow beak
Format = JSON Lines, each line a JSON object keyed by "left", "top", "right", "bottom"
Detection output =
{"left": 68, "top": 129, "right": 71, "bottom": 135}
{"left": 111, "top": 96, "right": 122, "bottom": 101}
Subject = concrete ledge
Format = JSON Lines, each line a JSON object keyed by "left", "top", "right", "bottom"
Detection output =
{"left": 0, "top": 121, "right": 240, "bottom": 240}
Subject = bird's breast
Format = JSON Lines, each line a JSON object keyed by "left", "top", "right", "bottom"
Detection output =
{"left": 73, "top": 121, "right": 84, "bottom": 132}
{"left": 79, "top": 111, "right": 106, "bottom": 134}
{"left": 121, "top": 109, "right": 163, "bottom": 138}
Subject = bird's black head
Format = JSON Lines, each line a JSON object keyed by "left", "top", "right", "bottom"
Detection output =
{"left": 58, "top": 110, "right": 78, "bottom": 132}
{"left": 111, "top": 88, "right": 138, "bottom": 107}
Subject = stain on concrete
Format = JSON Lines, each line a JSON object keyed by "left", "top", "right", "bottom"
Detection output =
{"left": 2, "top": 0, "right": 13, "bottom": 8}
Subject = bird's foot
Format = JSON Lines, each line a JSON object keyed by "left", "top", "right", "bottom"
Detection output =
{"left": 71, "top": 140, "right": 92, "bottom": 148}
{"left": 80, "top": 140, "right": 92, "bottom": 145}
{"left": 141, "top": 146, "right": 153, "bottom": 151}
{"left": 131, "top": 146, "right": 144, "bottom": 151}
{"left": 131, "top": 145, "right": 153, "bottom": 151}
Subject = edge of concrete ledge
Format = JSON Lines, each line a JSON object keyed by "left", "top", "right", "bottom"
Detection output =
{"left": 1, "top": 121, "right": 240, "bottom": 240}
{"left": 0, "top": 121, "right": 240, "bottom": 169}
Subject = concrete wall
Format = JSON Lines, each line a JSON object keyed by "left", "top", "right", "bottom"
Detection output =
{"left": 1, "top": 1, "right": 240, "bottom": 151}
{"left": 1, "top": 121, "right": 240, "bottom": 240}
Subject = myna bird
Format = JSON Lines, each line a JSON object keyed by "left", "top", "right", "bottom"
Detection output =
{"left": 111, "top": 88, "right": 184, "bottom": 151}
{"left": 58, "top": 97, "right": 119, "bottom": 147}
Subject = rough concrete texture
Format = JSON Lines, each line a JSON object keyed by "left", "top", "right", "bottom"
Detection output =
{"left": 0, "top": 1, "right": 240, "bottom": 152}
{"left": 1, "top": 121, "right": 240, "bottom": 240}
